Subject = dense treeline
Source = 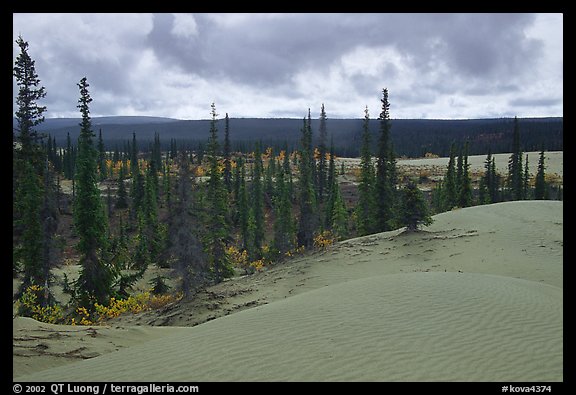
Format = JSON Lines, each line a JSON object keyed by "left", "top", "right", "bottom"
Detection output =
{"left": 24, "top": 116, "right": 563, "bottom": 159}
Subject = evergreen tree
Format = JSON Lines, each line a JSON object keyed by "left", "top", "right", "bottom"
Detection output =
{"left": 297, "top": 111, "right": 318, "bottom": 248}
{"left": 331, "top": 183, "right": 349, "bottom": 240}
{"left": 223, "top": 113, "right": 232, "bottom": 193}
{"left": 14, "top": 161, "right": 43, "bottom": 290}
{"left": 130, "top": 132, "right": 139, "bottom": 177}
{"left": 130, "top": 169, "right": 145, "bottom": 222}
{"left": 375, "top": 88, "right": 395, "bottom": 232}
{"left": 272, "top": 156, "right": 295, "bottom": 256}
{"left": 508, "top": 116, "right": 523, "bottom": 200}
{"left": 399, "top": 180, "right": 433, "bottom": 232}
{"left": 163, "top": 161, "right": 173, "bottom": 212}
{"left": 13, "top": 36, "right": 48, "bottom": 287}
{"left": 443, "top": 143, "right": 457, "bottom": 210}
{"left": 317, "top": 104, "right": 328, "bottom": 204}
{"left": 169, "top": 153, "right": 208, "bottom": 296}
{"left": 457, "top": 142, "right": 472, "bottom": 207}
{"left": 63, "top": 132, "right": 75, "bottom": 179}
{"left": 324, "top": 138, "right": 337, "bottom": 229}
{"left": 251, "top": 142, "right": 265, "bottom": 258}
{"left": 115, "top": 165, "right": 128, "bottom": 209}
{"left": 479, "top": 150, "right": 493, "bottom": 204}
{"left": 204, "top": 103, "right": 234, "bottom": 283}
{"left": 523, "top": 154, "right": 530, "bottom": 200}
{"left": 431, "top": 179, "right": 444, "bottom": 213}
{"left": 73, "top": 77, "right": 115, "bottom": 307}
{"left": 13, "top": 35, "right": 47, "bottom": 171}
{"left": 355, "top": 106, "right": 377, "bottom": 236}
{"left": 534, "top": 148, "right": 547, "bottom": 200}
{"left": 490, "top": 156, "right": 500, "bottom": 203}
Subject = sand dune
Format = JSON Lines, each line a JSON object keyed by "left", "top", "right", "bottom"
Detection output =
{"left": 15, "top": 201, "right": 563, "bottom": 382}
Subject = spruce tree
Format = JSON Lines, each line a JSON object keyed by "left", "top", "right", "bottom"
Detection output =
{"left": 534, "top": 148, "right": 547, "bottom": 200}
{"left": 130, "top": 132, "right": 139, "bottom": 177}
{"left": 169, "top": 153, "right": 208, "bottom": 296}
{"left": 523, "top": 154, "right": 530, "bottom": 200}
{"left": 115, "top": 165, "right": 128, "bottom": 209}
{"left": 330, "top": 182, "right": 348, "bottom": 240}
{"left": 13, "top": 35, "right": 51, "bottom": 294}
{"left": 457, "top": 142, "right": 472, "bottom": 207}
{"left": 272, "top": 157, "right": 295, "bottom": 256}
{"left": 251, "top": 142, "right": 265, "bottom": 258}
{"left": 479, "top": 150, "right": 493, "bottom": 204}
{"left": 443, "top": 143, "right": 457, "bottom": 210}
{"left": 73, "top": 77, "right": 114, "bottom": 307}
{"left": 317, "top": 104, "right": 328, "bottom": 204}
{"left": 204, "top": 103, "right": 233, "bottom": 283}
{"left": 13, "top": 35, "right": 47, "bottom": 172}
{"left": 355, "top": 106, "right": 377, "bottom": 236}
{"left": 399, "top": 180, "right": 433, "bottom": 232}
{"left": 297, "top": 111, "right": 318, "bottom": 248}
{"left": 375, "top": 88, "right": 395, "bottom": 232}
{"left": 324, "top": 138, "right": 337, "bottom": 230}
{"left": 14, "top": 161, "right": 43, "bottom": 290}
{"left": 508, "top": 116, "right": 523, "bottom": 200}
{"left": 223, "top": 113, "right": 232, "bottom": 193}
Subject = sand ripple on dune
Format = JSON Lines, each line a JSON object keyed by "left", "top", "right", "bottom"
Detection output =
{"left": 18, "top": 272, "right": 562, "bottom": 382}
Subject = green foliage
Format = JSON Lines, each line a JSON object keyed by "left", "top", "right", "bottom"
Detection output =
{"left": 375, "top": 88, "right": 396, "bottom": 232}
{"left": 73, "top": 77, "right": 115, "bottom": 307}
{"left": 534, "top": 148, "right": 547, "bottom": 200}
{"left": 508, "top": 116, "right": 524, "bottom": 201}
{"left": 399, "top": 180, "right": 433, "bottom": 231}
{"left": 297, "top": 111, "right": 319, "bottom": 248}
{"left": 204, "top": 103, "right": 234, "bottom": 283}
{"left": 13, "top": 35, "right": 47, "bottom": 170}
{"left": 355, "top": 106, "right": 377, "bottom": 236}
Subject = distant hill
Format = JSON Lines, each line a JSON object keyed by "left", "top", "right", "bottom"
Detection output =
{"left": 15, "top": 116, "right": 563, "bottom": 158}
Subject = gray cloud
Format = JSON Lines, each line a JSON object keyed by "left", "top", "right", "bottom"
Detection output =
{"left": 12, "top": 13, "right": 562, "bottom": 119}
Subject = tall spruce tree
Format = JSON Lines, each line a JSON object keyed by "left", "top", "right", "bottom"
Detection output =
{"left": 375, "top": 88, "right": 395, "bottom": 232}
{"left": 508, "top": 116, "right": 523, "bottom": 200}
{"left": 443, "top": 143, "right": 457, "bottom": 210}
{"left": 204, "top": 103, "right": 233, "bottom": 283}
{"left": 169, "top": 153, "right": 208, "bottom": 296}
{"left": 237, "top": 158, "right": 251, "bottom": 252}
{"left": 250, "top": 142, "right": 265, "bottom": 259}
{"left": 223, "top": 113, "right": 232, "bottom": 193}
{"left": 355, "top": 106, "right": 377, "bottom": 236}
{"left": 13, "top": 35, "right": 47, "bottom": 171}
{"left": 534, "top": 147, "right": 547, "bottom": 200}
{"left": 523, "top": 154, "right": 530, "bottom": 200}
{"left": 479, "top": 150, "right": 493, "bottom": 204}
{"left": 457, "top": 142, "right": 472, "bottom": 207}
{"left": 317, "top": 104, "right": 328, "bottom": 204}
{"left": 73, "top": 77, "right": 114, "bottom": 307}
{"left": 297, "top": 111, "right": 318, "bottom": 248}
{"left": 272, "top": 155, "right": 295, "bottom": 256}
{"left": 13, "top": 36, "right": 60, "bottom": 308}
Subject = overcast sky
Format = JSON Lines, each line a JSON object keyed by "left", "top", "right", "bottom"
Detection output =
{"left": 13, "top": 13, "right": 563, "bottom": 120}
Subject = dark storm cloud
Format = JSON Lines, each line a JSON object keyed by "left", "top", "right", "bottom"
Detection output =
{"left": 144, "top": 13, "right": 544, "bottom": 101}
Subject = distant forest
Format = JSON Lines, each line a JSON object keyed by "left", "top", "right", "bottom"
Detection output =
{"left": 19, "top": 116, "right": 563, "bottom": 158}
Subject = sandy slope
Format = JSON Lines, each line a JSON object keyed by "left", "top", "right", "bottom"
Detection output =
{"left": 15, "top": 201, "right": 563, "bottom": 382}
